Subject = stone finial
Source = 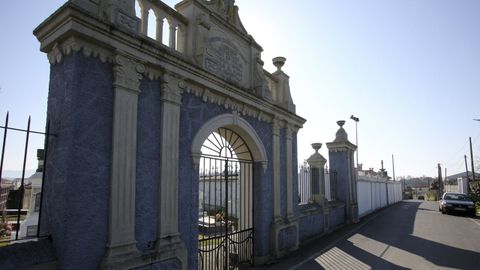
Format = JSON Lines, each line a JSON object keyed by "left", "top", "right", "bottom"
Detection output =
{"left": 334, "top": 120, "right": 348, "bottom": 142}
{"left": 307, "top": 143, "right": 327, "bottom": 168}
{"left": 312, "top": 143, "right": 322, "bottom": 154}
{"left": 273, "top": 57, "right": 286, "bottom": 72}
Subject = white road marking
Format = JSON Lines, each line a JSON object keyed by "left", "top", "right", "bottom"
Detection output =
{"left": 470, "top": 218, "right": 480, "bottom": 227}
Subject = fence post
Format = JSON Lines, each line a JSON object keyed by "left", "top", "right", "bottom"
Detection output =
{"left": 326, "top": 120, "right": 358, "bottom": 224}
{"left": 307, "top": 143, "right": 327, "bottom": 206}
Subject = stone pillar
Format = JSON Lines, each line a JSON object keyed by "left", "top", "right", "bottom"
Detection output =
{"left": 272, "top": 119, "right": 282, "bottom": 223}
{"left": 307, "top": 143, "right": 327, "bottom": 206}
{"left": 156, "top": 73, "right": 187, "bottom": 267}
{"left": 156, "top": 17, "right": 164, "bottom": 42}
{"left": 326, "top": 120, "right": 358, "bottom": 224}
{"left": 103, "top": 54, "right": 144, "bottom": 265}
{"left": 285, "top": 125, "right": 294, "bottom": 220}
{"left": 141, "top": 8, "right": 149, "bottom": 35}
{"left": 169, "top": 24, "right": 177, "bottom": 49}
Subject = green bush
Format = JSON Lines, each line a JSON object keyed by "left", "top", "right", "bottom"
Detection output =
{"left": 426, "top": 191, "right": 438, "bottom": 201}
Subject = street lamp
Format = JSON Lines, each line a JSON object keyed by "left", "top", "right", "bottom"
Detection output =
{"left": 350, "top": 115, "right": 359, "bottom": 168}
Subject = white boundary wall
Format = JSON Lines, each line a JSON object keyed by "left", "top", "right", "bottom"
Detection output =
{"left": 357, "top": 175, "right": 402, "bottom": 218}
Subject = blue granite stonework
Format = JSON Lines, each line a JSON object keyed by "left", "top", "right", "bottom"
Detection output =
{"left": 280, "top": 129, "right": 287, "bottom": 218}
{"left": 0, "top": 238, "right": 57, "bottom": 270}
{"left": 131, "top": 258, "right": 181, "bottom": 270}
{"left": 328, "top": 152, "right": 349, "bottom": 203}
{"left": 278, "top": 225, "right": 297, "bottom": 252}
{"left": 135, "top": 78, "right": 162, "bottom": 251}
{"left": 330, "top": 205, "right": 345, "bottom": 228}
{"left": 299, "top": 213, "right": 324, "bottom": 242}
{"left": 178, "top": 93, "right": 273, "bottom": 268}
{"left": 43, "top": 52, "right": 112, "bottom": 269}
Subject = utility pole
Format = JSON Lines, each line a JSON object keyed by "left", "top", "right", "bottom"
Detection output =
{"left": 445, "top": 167, "right": 447, "bottom": 186}
{"left": 392, "top": 154, "right": 396, "bottom": 181}
{"left": 470, "top": 137, "right": 476, "bottom": 182}
{"left": 437, "top": 163, "right": 443, "bottom": 199}
{"left": 464, "top": 155, "right": 470, "bottom": 192}
{"left": 350, "top": 115, "right": 359, "bottom": 168}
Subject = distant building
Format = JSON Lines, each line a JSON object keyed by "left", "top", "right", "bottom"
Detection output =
{"left": 0, "top": 179, "right": 14, "bottom": 211}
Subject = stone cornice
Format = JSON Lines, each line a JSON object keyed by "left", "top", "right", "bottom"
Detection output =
{"left": 34, "top": 2, "right": 305, "bottom": 128}
{"left": 326, "top": 141, "right": 357, "bottom": 152}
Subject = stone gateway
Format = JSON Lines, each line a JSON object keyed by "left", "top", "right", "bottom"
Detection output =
{"left": 33, "top": 0, "right": 304, "bottom": 269}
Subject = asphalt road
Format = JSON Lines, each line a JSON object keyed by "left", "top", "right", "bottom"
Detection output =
{"left": 265, "top": 200, "right": 480, "bottom": 270}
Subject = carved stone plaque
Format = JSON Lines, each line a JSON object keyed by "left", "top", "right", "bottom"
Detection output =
{"left": 204, "top": 36, "right": 247, "bottom": 85}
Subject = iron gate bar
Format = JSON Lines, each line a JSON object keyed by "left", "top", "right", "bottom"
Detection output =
{"left": 198, "top": 156, "right": 254, "bottom": 269}
{"left": 0, "top": 112, "right": 56, "bottom": 243}
{"left": 0, "top": 112, "right": 9, "bottom": 189}
{"left": 15, "top": 117, "right": 31, "bottom": 240}
{"left": 37, "top": 120, "right": 50, "bottom": 238}
{"left": 224, "top": 159, "right": 228, "bottom": 269}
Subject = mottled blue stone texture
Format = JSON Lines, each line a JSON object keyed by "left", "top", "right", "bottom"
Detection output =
{"left": 329, "top": 205, "right": 345, "bottom": 228}
{"left": 131, "top": 258, "right": 181, "bottom": 270}
{"left": 299, "top": 213, "right": 324, "bottom": 242}
{"left": 0, "top": 238, "right": 57, "bottom": 270}
{"left": 179, "top": 93, "right": 273, "bottom": 268}
{"left": 43, "top": 53, "right": 112, "bottom": 269}
{"left": 135, "top": 78, "right": 162, "bottom": 251}
{"left": 328, "top": 151, "right": 350, "bottom": 204}
{"left": 278, "top": 225, "right": 297, "bottom": 252}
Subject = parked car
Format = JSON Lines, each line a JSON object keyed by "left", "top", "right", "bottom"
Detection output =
{"left": 438, "top": 192, "right": 476, "bottom": 217}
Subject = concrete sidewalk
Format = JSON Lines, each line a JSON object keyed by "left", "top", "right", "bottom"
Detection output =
{"left": 249, "top": 207, "right": 388, "bottom": 269}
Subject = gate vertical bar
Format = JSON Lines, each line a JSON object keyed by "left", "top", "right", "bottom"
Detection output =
{"left": 224, "top": 158, "right": 229, "bottom": 269}
{"left": 37, "top": 120, "right": 50, "bottom": 237}
{"left": 15, "top": 116, "right": 31, "bottom": 240}
{"left": 0, "top": 112, "right": 9, "bottom": 189}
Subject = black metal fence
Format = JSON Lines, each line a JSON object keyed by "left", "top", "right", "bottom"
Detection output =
{"left": 0, "top": 112, "right": 53, "bottom": 244}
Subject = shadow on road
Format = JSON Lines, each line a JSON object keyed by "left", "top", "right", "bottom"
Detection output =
{"left": 331, "top": 201, "right": 480, "bottom": 270}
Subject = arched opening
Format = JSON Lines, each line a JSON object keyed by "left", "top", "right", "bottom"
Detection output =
{"left": 198, "top": 128, "right": 254, "bottom": 269}
{"left": 193, "top": 114, "right": 267, "bottom": 270}
{"left": 134, "top": 0, "right": 141, "bottom": 18}
{"left": 162, "top": 18, "right": 170, "bottom": 46}
{"left": 147, "top": 9, "right": 156, "bottom": 39}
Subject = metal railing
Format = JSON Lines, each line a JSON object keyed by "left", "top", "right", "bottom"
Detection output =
{"left": 298, "top": 164, "right": 313, "bottom": 205}
{"left": 298, "top": 163, "right": 337, "bottom": 205}
{"left": 0, "top": 112, "right": 54, "bottom": 244}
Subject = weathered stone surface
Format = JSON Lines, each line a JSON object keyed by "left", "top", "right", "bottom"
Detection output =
{"left": 45, "top": 52, "right": 112, "bottom": 269}
{"left": 135, "top": 78, "right": 162, "bottom": 252}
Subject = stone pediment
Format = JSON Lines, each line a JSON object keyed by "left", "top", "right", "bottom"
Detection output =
{"left": 199, "top": 0, "right": 248, "bottom": 34}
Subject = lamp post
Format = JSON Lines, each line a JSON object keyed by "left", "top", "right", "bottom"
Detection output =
{"left": 350, "top": 115, "right": 359, "bottom": 168}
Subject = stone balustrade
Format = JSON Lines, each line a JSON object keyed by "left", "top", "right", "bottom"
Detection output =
{"left": 135, "top": 0, "right": 188, "bottom": 52}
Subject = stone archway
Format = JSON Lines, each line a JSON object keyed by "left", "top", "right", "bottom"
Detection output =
{"left": 191, "top": 113, "right": 268, "bottom": 169}
{"left": 191, "top": 113, "right": 268, "bottom": 269}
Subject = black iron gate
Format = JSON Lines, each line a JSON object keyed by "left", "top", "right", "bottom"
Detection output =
{"left": 198, "top": 128, "right": 254, "bottom": 270}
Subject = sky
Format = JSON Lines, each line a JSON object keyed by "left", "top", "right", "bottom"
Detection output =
{"left": 0, "top": 0, "right": 479, "bottom": 178}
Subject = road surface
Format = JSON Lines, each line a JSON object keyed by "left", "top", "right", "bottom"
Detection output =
{"left": 267, "top": 200, "right": 480, "bottom": 270}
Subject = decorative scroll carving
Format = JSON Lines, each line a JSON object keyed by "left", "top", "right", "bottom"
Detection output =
{"left": 253, "top": 54, "right": 273, "bottom": 101}
{"left": 201, "top": 0, "right": 247, "bottom": 34}
{"left": 113, "top": 55, "right": 145, "bottom": 93}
